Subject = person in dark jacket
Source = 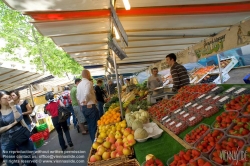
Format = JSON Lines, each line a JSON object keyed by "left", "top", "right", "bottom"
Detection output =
{"left": 95, "top": 80, "right": 107, "bottom": 117}
{"left": 166, "top": 53, "right": 190, "bottom": 92}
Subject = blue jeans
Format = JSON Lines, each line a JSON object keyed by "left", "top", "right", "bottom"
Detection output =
{"left": 97, "top": 101, "right": 104, "bottom": 118}
{"left": 66, "top": 105, "right": 77, "bottom": 127}
{"left": 82, "top": 105, "right": 99, "bottom": 142}
{"left": 1, "top": 139, "right": 36, "bottom": 166}
{"left": 52, "top": 116, "right": 72, "bottom": 150}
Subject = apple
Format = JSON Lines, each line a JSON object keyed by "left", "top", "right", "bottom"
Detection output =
{"left": 124, "top": 127, "right": 132, "bottom": 133}
{"left": 96, "top": 138, "right": 104, "bottom": 144}
{"left": 110, "top": 151, "right": 117, "bottom": 158}
{"left": 108, "top": 133, "right": 115, "bottom": 138}
{"left": 102, "top": 152, "right": 111, "bottom": 160}
{"left": 110, "top": 144, "right": 116, "bottom": 151}
{"left": 123, "top": 130, "right": 130, "bottom": 137}
{"left": 127, "top": 134, "right": 134, "bottom": 141}
{"left": 115, "top": 139, "right": 123, "bottom": 147}
{"left": 95, "top": 155, "right": 101, "bottom": 161}
{"left": 123, "top": 141, "right": 130, "bottom": 148}
{"left": 128, "top": 139, "right": 136, "bottom": 146}
{"left": 97, "top": 145, "right": 106, "bottom": 156}
{"left": 115, "top": 132, "right": 122, "bottom": 139}
{"left": 116, "top": 145, "right": 123, "bottom": 154}
{"left": 103, "top": 141, "right": 111, "bottom": 149}
{"left": 116, "top": 152, "right": 122, "bottom": 157}
{"left": 89, "top": 155, "right": 97, "bottom": 162}
{"left": 123, "top": 147, "right": 132, "bottom": 156}
{"left": 107, "top": 137, "right": 116, "bottom": 144}
{"left": 123, "top": 137, "right": 128, "bottom": 143}
{"left": 92, "top": 142, "right": 100, "bottom": 150}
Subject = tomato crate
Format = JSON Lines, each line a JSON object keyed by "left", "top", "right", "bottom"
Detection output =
{"left": 184, "top": 123, "right": 210, "bottom": 147}
{"left": 186, "top": 114, "right": 203, "bottom": 127}
{"left": 167, "top": 149, "right": 201, "bottom": 166}
{"left": 226, "top": 116, "right": 250, "bottom": 143}
{"left": 200, "top": 105, "right": 219, "bottom": 118}
{"left": 194, "top": 129, "right": 225, "bottom": 158}
{"left": 209, "top": 86, "right": 225, "bottom": 95}
{"left": 187, "top": 156, "right": 216, "bottom": 166}
{"left": 209, "top": 136, "right": 246, "bottom": 166}
{"left": 241, "top": 102, "right": 250, "bottom": 116}
{"left": 171, "top": 121, "right": 188, "bottom": 135}
{"left": 211, "top": 111, "right": 239, "bottom": 131}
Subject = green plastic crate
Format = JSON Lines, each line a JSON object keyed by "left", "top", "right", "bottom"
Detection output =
{"left": 36, "top": 123, "right": 48, "bottom": 132}
{"left": 34, "top": 139, "right": 44, "bottom": 148}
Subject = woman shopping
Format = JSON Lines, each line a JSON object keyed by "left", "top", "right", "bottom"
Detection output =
{"left": 44, "top": 91, "right": 73, "bottom": 151}
{"left": 0, "top": 90, "right": 36, "bottom": 166}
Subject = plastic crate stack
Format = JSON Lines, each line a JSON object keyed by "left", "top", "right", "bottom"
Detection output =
{"left": 30, "top": 123, "right": 49, "bottom": 148}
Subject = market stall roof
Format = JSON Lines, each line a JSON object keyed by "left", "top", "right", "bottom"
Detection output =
{"left": 0, "top": 61, "right": 51, "bottom": 91}
{"left": 3, "top": 0, "right": 250, "bottom": 76}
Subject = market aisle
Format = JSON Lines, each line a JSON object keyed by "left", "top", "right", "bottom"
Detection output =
{"left": 36, "top": 125, "right": 92, "bottom": 166}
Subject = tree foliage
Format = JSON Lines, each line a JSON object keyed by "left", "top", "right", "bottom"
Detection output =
{"left": 0, "top": 1, "right": 83, "bottom": 76}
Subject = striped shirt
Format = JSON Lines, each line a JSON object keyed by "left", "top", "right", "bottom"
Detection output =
{"left": 171, "top": 62, "right": 190, "bottom": 92}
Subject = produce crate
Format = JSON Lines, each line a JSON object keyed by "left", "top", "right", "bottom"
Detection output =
{"left": 216, "top": 95, "right": 231, "bottom": 108}
{"left": 36, "top": 123, "right": 48, "bottom": 132}
{"left": 232, "top": 87, "right": 250, "bottom": 96}
{"left": 209, "top": 136, "right": 246, "bottom": 166}
{"left": 194, "top": 129, "right": 225, "bottom": 158}
{"left": 183, "top": 123, "right": 210, "bottom": 147}
{"left": 171, "top": 121, "right": 188, "bottom": 135}
{"left": 200, "top": 105, "right": 220, "bottom": 118}
{"left": 87, "top": 145, "right": 135, "bottom": 166}
{"left": 209, "top": 86, "right": 224, "bottom": 95}
{"left": 211, "top": 111, "right": 239, "bottom": 131}
{"left": 223, "top": 87, "right": 239, "bottom": 96}
{"left": 33, "top": 139, "right": 44, "bottom": 149}
{"left": 224, "top": 98, "right": 248, "bottom": 112}
{"left": 185, "top": 114, "right": 203, "bottom": 127}
{"left": 241, "top": 102, "right": 250, "bottom": 116}
{"left": 187, "top": 156, "right": 215, "bottom": 166}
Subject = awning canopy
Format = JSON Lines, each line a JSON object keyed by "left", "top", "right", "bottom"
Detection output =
{"left": 3, "top": 0, "right": 250, "bottom": 77}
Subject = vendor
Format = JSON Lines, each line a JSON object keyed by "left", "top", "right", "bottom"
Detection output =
{"left": 125, "top": 79, "right": 136, "bottom": 93}
{"left": 166, "top": 53, "right": 190, "bottom": 92}
{"left": 147, "top": 67, "right": 163, "bottom": 96}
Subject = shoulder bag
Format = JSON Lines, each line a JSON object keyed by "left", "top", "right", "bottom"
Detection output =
{"left": 58, "top": 101, "right": 71, "bottom": 123}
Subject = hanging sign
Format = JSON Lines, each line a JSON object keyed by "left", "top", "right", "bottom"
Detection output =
{"left": 110, "top": 3, "right": 128, "bottom": 46}
{"left": 108, "top": 38, "right": 128, "bottom": 60}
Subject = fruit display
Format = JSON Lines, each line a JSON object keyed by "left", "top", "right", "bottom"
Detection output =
{"left": 186, "top": 114, "right": 204, "bottom": 127}
{"left": 216, "top": 95, "right": 230, "bottom": 107}
{"left": 184, "top": 124, "right": 209, "bottom": 146}
{"left": 232, "top": 87, "right": 250, "bottom": 96}
{"left": 121, "top": 91, "right": 136, "bottom": 103}
{"left": 125, "top": 109, "right": 150, "bottom": 128}
{"left": 168, "top": 149, "right": 201, "bottom": 166}
{"left": 200, "top": 105, "right": 219, "bottom": 118}
{"left": 209, "top": 86, "right": 224, "bottom": 95}
{"left": 144, "top": 155, "right": 164, "bottom": 166}
{"left": 209, "top": 137, "right": 245, "bottom": 165}
{"left": 172, "top": 122, "right": 188, "bottom": 135}
{"left": 200, "top": 74, "right": 219, "bottom": 83}
{"left": 223, "top": 87, "right": 239, "bottom": 95}
{"left": 97, "top": 105, "right": 121, "bottom": 126}
{"left": 241, "top": 102, "right": 250, "bottom": 116}
{"left": 227, "top": 117, "right": 250, "bottom": 140}
{"left": 212, "top": 111, "right": 239, "bottom": 130}
{"left": 220, "top": 59, "right": 232, "bottom": 68}
{"left": 189, "top": 157, "right": 214, "bottom": 166}
{"left": 224, "top": 94, "right": 250, "bottom": 111}
{"left": 195, "top": 129, "right": 224, "bottom": 154}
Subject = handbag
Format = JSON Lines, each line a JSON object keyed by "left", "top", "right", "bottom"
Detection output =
{"left": 11, "top": 126, "right": 31, "bottom": 146}
{"left": 58, "top": 105, "right": 71, "bottom": 123}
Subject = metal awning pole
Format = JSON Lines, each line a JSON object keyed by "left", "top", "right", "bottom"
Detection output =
{"left": 217, "top": 54, "right": 223, "bottom": 84}
{"left": 29, "top": 84, "right": 35, "bottom": 107}
{"left": 112, "top": 51, "right": 123, "bottom": 119}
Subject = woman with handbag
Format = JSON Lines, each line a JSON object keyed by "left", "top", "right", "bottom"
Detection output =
{"left": 45, "top": 92, "right": 73, "bottom": 151}
{"left": 0, "top": 90, "right": 36, "bottom": 166}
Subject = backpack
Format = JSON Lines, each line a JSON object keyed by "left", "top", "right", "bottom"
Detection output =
{"left": 61, "top": 91, "right": 72, "bottom": 107}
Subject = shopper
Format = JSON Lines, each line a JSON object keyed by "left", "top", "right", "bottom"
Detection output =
{"left": 70, "top": 78, "right": 88, "bottom": 135}
{"left": 10, "top": 91, "right": 32, "bottom": 130}
{"left": 166, "top": 53, "right": 190, "bottom": 92}
{"left": 60, "top": 86, "right": 77, "bottom": 128}
{"left": 0, "top": 90, "right": 37, "bottom": 166}
{"left": 77, "top": 70, "right": 99, "bottom": 142}
{"left": 45, "top": 92, "right": 73, "bottom": 151}
{"left": 95, "top": 80, "right": 107, "bottom": 118}
{"left": 147, "top": 67, "right": 163, "bottom": 96}
{"left": 108, "top": 80, "right": 116, "bottom": 95}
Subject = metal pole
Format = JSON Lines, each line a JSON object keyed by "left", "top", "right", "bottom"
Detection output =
{"left": 217, "top": 54, "right": 223, "bottom": 84}
{"left": 112, "top": 51, "right": 124, "bottom": 119}
{"left": 29, "top": 84, "right": 35, "bottom": 107}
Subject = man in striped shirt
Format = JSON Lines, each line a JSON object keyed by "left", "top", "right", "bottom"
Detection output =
{"left": 166, "top": 53, "right": 190, "bottom": 92}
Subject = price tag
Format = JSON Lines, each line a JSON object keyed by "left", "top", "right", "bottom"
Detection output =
{"left": 212, "top": 87, "right": 219, "bottom": 91}
{"left": 219, "top": 96, "right": 229, "bottom": 102}
{"left": 165, "top": 118, "right": 171, "bottom": 123}
{"left": 174, "top": 109, "right": 181, "bottom": 114}
{"left": 225, "top": 87, "right": 236, "bottom": 93}
{"left": 205, "top": 106, "right": 212, "bottom": 111}
{"left": 205, "top": 95, "right": 212, "bottom": 99}
{"left": 185, "top": 103, "right": 192, "bottom": 107}
{"left": 176, "top": 123, "right": 182, "bottom": 127}
{"left": 183, "top": 113, "right": 190, "bottom": 118}
{"left": 198, "top": 94, "right": 206, "bottom": 99}
{"left": 189, "top": 116, "right": 196, "bottom": 121}
{"left": 179, "top": 111, "right": 185, "bottom": 115}
{"left": 197, "top": 105, "right": 203, "bottom": 109}
{"left": 162, "top": 116, "right": 169, "bottom": 122}
{"left": 234, "top": 88, "right": 246, "bottom": 94}
{"left": 192, "top": 103, "right": 198, "bottom": 107}
{"left": 213, "top": 96, "right": 220, "bottom": 100}
{"left": 169, "top": 121, "right": 175, "bottom": 126}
